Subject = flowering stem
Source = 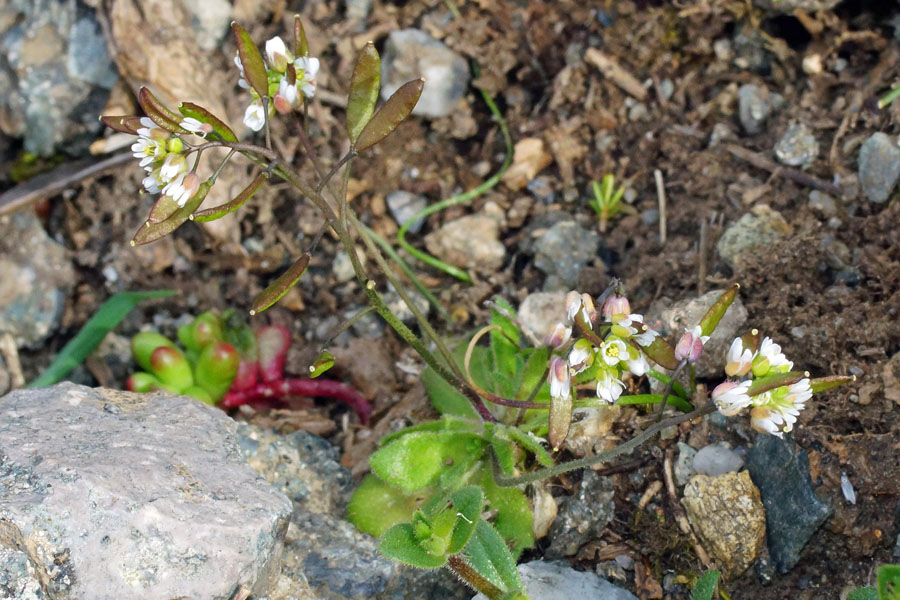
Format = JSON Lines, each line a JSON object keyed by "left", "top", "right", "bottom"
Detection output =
{"left": 194, "top": 141, "right": 279, "bottom": 161}
{"left": 209, "top": 149, "right": 237, "bottom": 184}
{"left": 262, "top": 97, "right": 272, "bottom": 150}
{"left": 492, "top": 402, "right": 717, "bottom": 487}
{"left": 317, "top": 151, "right": 356, "bottom": 194}
{"left": 656, "top": 358, "right": 689, "bottom": 420}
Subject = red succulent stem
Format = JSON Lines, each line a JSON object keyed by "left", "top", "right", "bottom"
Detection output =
{"left": 220, "top": 377, "right": 372, "bottom": 424}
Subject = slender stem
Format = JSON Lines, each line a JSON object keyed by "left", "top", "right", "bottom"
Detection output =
{"left": 319, "top": 305, "right": 376, "bottom": 351}
{"left": 447, "top": 555, "right": 505, "bottom": 600}
{"left": 194, "top": 141, "right": 279, "bottom": 161}
{"left": 317, "top": 151, "right": 356, "bottom": 193}
{"left": 262, "top": 97, "right": 272, "bottom": 150}
{"left": 656, "top": 358, "right": 688, "bottom": 420}
{"left": 493, "top": 403, "right": 717, "bottom": 487}
{"left": 209, "top": 149, "right": 236, "bottom": 184}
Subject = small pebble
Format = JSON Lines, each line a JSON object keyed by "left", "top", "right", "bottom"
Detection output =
{"left": 386, "top": 191, "right": 427, "bottom": 233}
{"left": 738, "top": 84, "right": 771, "bottom": 135}
{"left": 858, "top": 132, "right": 900, "bottom": 203}
{"left": 808, "top": 190, "right": 837, "bottom": 219}
{"left": 774, "top": 123, "right": 818, "bottom": 168}
{"left": 658, "top": 79, "right": 674, "bottom": 101}
{"left": 693, "top": 444, "right": 744, "bottom": 476}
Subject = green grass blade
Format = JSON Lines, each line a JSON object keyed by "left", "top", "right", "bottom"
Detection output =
{"left": 27, "top": 290, "right": 178, "bottom": 388}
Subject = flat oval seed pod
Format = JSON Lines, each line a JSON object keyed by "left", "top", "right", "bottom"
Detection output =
{"left": 178, "top": 102, "right": 238, "bottom": 142}
{"left": 138, "top": 87, "right": 189, "bottom": 134}
{"left": 293, "top": 14, "right": 308, "bottom": 58}
{"left": 809, "top": 374, "right": 855, "bottom": 394}
{"left": 250, "top": 253, "right": 311, "bottom": 315}
{"left": 308, "top": 350, "right": 335, "bottom": 378}
{"left": 232, "top": 22, "right": 269, "bottom": 99}
{"left": 746, "top": 370, "right": 807, "bottom": 397}
{"left": 346, "top": 42, "right": 381, "bottom": 144}
{"left": 193, "top": 172, "right": 267, "bottom": 222}
{"left": 698, "top": 283, "right": 740, "bottom": 337}
{"left": 132, "top": 182, "right": 211, "bottom": 245}
{"left": 548, "top": 392, "right": 573, "bottom": 451}
{"left": 355, "top": 79, "right": 424, "bottom": 152}
{"left": 100, "top": 115, "right": 142, "bottom": 135}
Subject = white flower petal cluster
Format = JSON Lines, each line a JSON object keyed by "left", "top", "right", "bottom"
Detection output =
{"left": 130, "top": 118, "right": 196, "bottom": 206}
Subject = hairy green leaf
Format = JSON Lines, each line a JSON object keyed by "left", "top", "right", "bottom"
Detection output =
{"left": 447, "top": 487, "right": 484, "bottom": 554}
{"left": 690, "top": 570, "right": 720, "bottom": 600}
{"left": 879, "top": 564, "right": 900, "bottom": 600}
{"left": 479, "top": 468, "right": 533, "bottom": 558}
{"left": 379, "top": 523, "right": 447, "bottom": 569}
{"left": 347, "top": 474, "right": 425, "bottom": 537}
{"left": 846, "top": 588, "right": 877, "bottom": 600}
{"left": 27, "top": 290, "right": 177, "bottom": 388}
{"left": 461, "top": 520, "right": 524, "bottom": 595}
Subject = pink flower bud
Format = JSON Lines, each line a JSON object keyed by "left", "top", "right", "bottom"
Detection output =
{"left": 674, "top": 329, "right": 704, "bottom": 363}
{"left": 544, "top": 322, "right": 572, "bottom": 349}
{"left": 602, "top": 294, "right": 631, "bottom": 320}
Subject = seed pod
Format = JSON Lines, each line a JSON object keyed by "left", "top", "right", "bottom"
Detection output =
{"left": 354, "top": 79, "right": 424, "bottom": 152}
{"left": 346, "top": 42, "right": 381, "bottom": 144}
{"left": 232, "top": 22, "right": 269, "bottom": 99}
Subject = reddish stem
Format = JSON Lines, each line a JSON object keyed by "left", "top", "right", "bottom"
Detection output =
{"left": 220, "top": 377, "right": 372, "bottom": 424}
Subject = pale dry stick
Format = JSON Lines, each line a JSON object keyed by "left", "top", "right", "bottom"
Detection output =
{"left": 584, "top": 48, "right": 648, "bottom": 101}
{"left": 654, "top": 168, "right": 667, "bottom": 244}
{"left": 637, "top": 480, "right": 663, "bottom": 511}
{"left": 698, "top": 218, "right": 708, "bottom": 295}
{"left": 0, "top": 333, "right": 25, "bottom": 389}
{"left": 662, "top": 448, "right": 712, "bottom": 568}
{"left": 724, "top": 143, "right": 846, "bottom": 197}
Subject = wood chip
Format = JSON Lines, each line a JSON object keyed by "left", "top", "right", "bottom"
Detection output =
{"left": 585, "top": 48, "right": 647, "bottom": 101}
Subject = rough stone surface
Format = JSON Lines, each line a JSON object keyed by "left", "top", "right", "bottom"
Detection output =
{"left": 746, "top": 434, "right": 833, "bottom": 573}
{"left": 473, "top": 561, "right": 638, "bottom": 600}
{"left": 650, "top": 289, "right": 748, "bottom": 378}
{"left": 0, "top": 212, "right": 75, "bottom": 348}
{"left": 184, "top": 0, "right": 232, "bottom": 51}
{"left": 858, "top": 132, "right": 900, "bottom": 203}
{"left": 383, "top": 283, "right": 430, "bottom": 325}
{"left": 533, "top": 220, "right": 601, "bottom": 290}
{"left": 0, "top": 384, "right": 293, "bottom": 600}
{"left": 545, "top": 470, "right": 615, "bottom": 559}
{"left": 738, "top": 84, "right": 771, "bottom": 135}
{"left": 808, "top": 190, "right": 837, "bottom": 219}
{"left": 751, "top": 0, "right": 840, "bottom": 12}
{"left": 424, "top": 214, "right": 505, "bottom": 273}
{"left": 717, "top": 204, "right": 792, "bottom": 270}
{"left": 774, "top": 123, "right": 818, "bottom": 168}
{"left": 518, "top": 290, "right": 567, "bottom": 344}
{"left": 385, "top": 191, "right": 427, "bottom": 234}
{"left": 0, "top": 545, "right": 44, "bottom": 600}
{"left": 381, "top": 29, "right": 469, "bottom": 118}
{"left": 675, "top": 442, "right": 698, "bottom": 487}
{"left": 682, "top": 471, "right": 766, "bottom": 579}
{"left": 693, "top": 444, "right": 744, "bottom": 477}
{"left": 0, "top": 0, "right": 117, "bottom": 155}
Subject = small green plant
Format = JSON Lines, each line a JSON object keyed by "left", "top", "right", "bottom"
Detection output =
{"left": 690, "top": 570, "right": 720, "bottom": 600}
{"left": 848, "top": 564, "right": 900, "bottom": 600}
{"left": 588, "top": 173, "right": 626, "bottom": 232}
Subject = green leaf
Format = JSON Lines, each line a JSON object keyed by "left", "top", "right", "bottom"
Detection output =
{"left": 615, "top": 393, "right": 694, "bottom": 413}
{"left": 27, "top": 290, "right": 177, "bottom": 388}
{"left": 379, "top": 523, "right": 447, "bottom": 568}
{"left": 232, "top": 22, "right": 269, "bottom": 99}
{"left": 480, "top": 468, "right": 534, "bottom": 558}
{"left": 846, "top": 589, "right": 878, "bottom": 600}
{"left": 355, "top": 79, "right": 424, "bottom": 152}
{"left": 690, "top": 570, "right": 720, "bottom": 600}
{"left": 137, "top": 87, "right": 189, "bottom": 134}
{"left": 193, "top": 172, "right": 267, "bottom": 222}
{"left": 879, "top": 564, "right": 900, "bottom": 600}
{"left": 646, "top": 368, "right": 690, "bottom": 400}
{"left": 514, "top": 348, "right": 549, "bottom": 402}
{"left": 369, "top": 431, "right": 486, "bottom": 495}
{"left": 249, "top": 253, "right": 310, "bottom": 315}
{"left": 809, "top": 375, "right": 855, "bottom": 394}
{"left": 461, "top": 520, "right": 524, "bottom": 595}
{"left": 447, "top": 487, "right": 484, "bottom": 554}
{"left": 148, "top": 346, "right": 193, "bottom": 390}
{"left": 490, "top": 437, "right": 517, "bottom": 477}
{"left": 131, "top": 331, "right": 178, "bottom": 372}
{"left": 501, "top": 425, "right": 552, "bottom": 467}
{"left": 698, "top": 284, "right": 739, "bottom": 337}
{"left": 379, "top": 416, "right": 483, "bottom": 446}
{"left": 422, "top": 363, "right": 480, "bottom": 419}
{"left": 178, "top": 102, "right": 238, "bottom": 142}
{"left": 347, "top": 474, "right": 425, "bottom": 537}
{"left": 346, "top": 42, "right": 381, "bottom": 143}
{"left": 132, "top": 182, "right": 211, "bottom": 245}
{"left": 194, "top": 341, "right": 240, "bottom": 401}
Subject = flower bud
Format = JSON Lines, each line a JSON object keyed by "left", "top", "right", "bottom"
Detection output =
{"left": 166, "top": 136, "right": 183, "bottom": 154}
{"left": 567, "top": 338, "right": 594, "bottom": 374}
{"left": 580, "top": 293, "right": 597, "bottom": 324}
{"left": 547, "top": 355, "right": 571, "bottom": 402}
{"left": 564, "top": 291, "right": 582, "bottom": 325}
{"left": 674, "top": 326, "right": 706, "bottom": 363}
{"left": 544, "top": 322, "right": 572, "bottom": 349}
{"left": 602, "top": 294, "right": 631, "bottom": 320}
{"left": 712, "top": 380, "right": 751, "bottom": 417}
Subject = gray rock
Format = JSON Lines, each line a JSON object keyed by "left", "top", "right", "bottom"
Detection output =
{"left": 0, "top": 545, "right": 44, "bottom": 600}
{"left": 0, "top": 1, "right": 116, "bottom": 155}
{"left": 808, "top": 190, "right": 837, "bottom": 219}
{"left": 709, "top": 122, "right": 735, "bottom": 146}
{"left": 344, "top": 0, "right": 373, "bottom": 31}
{"left": 533, "top": 221, "right": 601, "bottom": 290}
{"left": 236, "top": 423, "right": 353, "bottom": 517}
{"left": 183, "top": 0, "right": 232, "bottom": 51}
{"left": 383, "top": 283, "right": 429, "bottom": 325}
{"left": 473, "top": 561, "right": 637, "bottom": 600}
{"left": 674, "top": 442, "right": 697, "bottom": 487}
{"left": 717, "top": 204, "right": 792, "bottom": 270}
{"left": 0, "top": 384, "right": 293, "bottom": 599}
{"left": 693, "top": 443, "right": 744, "bottom": 476}
{"left": 283, "top": 512, "right": 469, "bottom": 600}
{"left": 518, "top": 291, "right": 567, "bottom": 344}
{"left": 0, "top": 212, "right": 75, "bottom": 348}
{"left": 423, "top": 214, "right": 505, "bottom": 274}
{"left": 381, "top": 29, "right": 469, "bottom": 118}
{"left": 545, "top": 470, "right": 615, "bottom": 558}
{"left": 343, "top": 304, "right": 384, "bottom": 340}
{"left": 752, "top": 0, "right": 840, "bottom": 12}
{"left": 385, "top": 191, "right": 427, "bottom": 234}
{"left": 774, "top": 123, "right": 818, "bottom": 168}
{"left": 746, "top": 434, "right": 833, "bottom": 573}
{"left": 858, "top": 132, "right": 900, "bottom": 203}
{"left": 732, "top": 26, "right": 772, "bottom": 74}
{"left": 332, "top": 252, "right": 357, "bottom": 284}
{"left": 650, "top": 289, "right": 748, "bottom": 378}
{"left": 737, "top": 84, "right": 771, "bottom": 135}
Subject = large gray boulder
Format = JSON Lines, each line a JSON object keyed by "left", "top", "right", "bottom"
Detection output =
{"left": 0, "top": 383, "right": 293, "bottom": 600}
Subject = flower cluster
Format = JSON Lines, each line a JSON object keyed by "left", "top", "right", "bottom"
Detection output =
{"left": 546, "top": 291, "right": 658, "bottom": 405}
{"left": 130, "top": 117, "right": 202, "bottom": 206}
{"left": 237, "top": 36, "right": 320, "bottom": 131}
{"left": 712, "top": 336, "right": 811, "bottom": 437}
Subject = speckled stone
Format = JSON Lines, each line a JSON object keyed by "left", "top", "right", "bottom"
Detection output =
{"left": 774, "top": 123, "right": 818, "bottom": 168}
{"left": 716, "top": 204, "right": 792, "bottom": 270}
{"left": 545, "top": 470, "right": 615, "bottom": 559}
{"left": 0, "top": 384, "right": 293, "bottom": 600}
{"left": 737, "top": 84, "right": 771, "bottom": 135}
{"left": 858, "top": 132, "right": 900, "bottom": 203}
{"left": 517, "top": 291, "right": 567, "bottom": 344}
{"left": 423, "top": 215, "right": 505, "bottom": 274}
{"left": 473, "top": 561, "right": 638, "bottom": 600}
{"left": 533, "top": 221, "right": 601, "bottom": 290}
{"left": 682, "top": 471, "right": 766, "bottom": 579}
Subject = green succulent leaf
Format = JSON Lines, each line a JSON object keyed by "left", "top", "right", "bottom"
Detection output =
{"left": 690, "top": 570, "right": 720, "bottom": 600}
{"left": 194, "top": 341, "right": 240, "bottom": 401}
{"left": 131, "top": 331, "right": 179, "bottom": 373}
{"left": 460, "top": 519, "right": 524, "bottom": 595}
{"left": 182, "top": 385, "right": 214, "bottom": 405}
{"left": 149, "top": 345, "right": 193, "bottom": 390}
{"left": 355, "top": 79, "right": 424, "bottom": 152}
{"left": 193, "top": 172, "right": 267, "bottom": 222}
{"left": 178, "top": 102, "right": 238, "bottom": 142}
{"left": 369, "top": 431, "right": 486, "bottom": 495}
{"left": 379, "top": 523, "right": 447, "bottom": 569}
{"left": 346, "top": 42, "right": 381, "bottom": 143}
{"left": 250, "top": 253, "right": 311, "bottom": 315}
{"left": 347, "top": 474, "right": 426, "bottom": 537}
{"left": 232, "top": 22, "right": 269, "bottom": 99}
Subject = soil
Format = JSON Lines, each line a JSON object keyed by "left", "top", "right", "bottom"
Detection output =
{"left": 3, "top": 0, "right": 900, "bottom": 598}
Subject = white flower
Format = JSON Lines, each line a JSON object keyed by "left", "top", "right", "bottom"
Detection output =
{"left": 131, "top": 123, "right": 167, "bottom": 168}
{"left": 294, "top": 56, "right": 319, "bottom": 98}
{"left": 596, "top": 369, "right": 624, "bottom": 404}
{"left": 274, "top": 76, "right": 300, "bottom": 113}
{"left": 265, "top": 36, "right": 289, "bottom": 71}
{"left": 567, "top": 339, "right": 593, "bottom": 375}
{"left": 712, "top": 380, "right": 752, "bottom": 417}
{"left": 159, "top": 153, "right": 187, "bottom": 182}
{"left": 749, "top": 378, "right": 811, "bottom": 436}
{"left": 235, "top": 53, "right": 250, "bottom": 90}
{"left": 750, "top": 405, "right": 789, "bottom": 437}
{"left": 753, "top": 337, "right": 793, "bottom": 375}
{"left": 142, "top": 173, "right": 162, "bottom": 194}
{"left": 625, "top": 349, "right": 649, "bottom": 377}
{"left": 243, "top": 101, "right": 266, "bottom": 131}
{"left": 633, "top": 325, "right": 659, "bottom": 347}
{"left": 725, "top": 337, "right": 754, "bottom": 377}
{"left": 548, "top": 356, "right": 570, "bottom": 402}
{"left": 163, "top": 172, "right": 200, "bottom": 207}
{"left": 180, "top": 117, "right": 212, "bottom": 137}
{"left": 564, "top": 291, "right": 595, "bottom": 327}
{"left": 599, "top": 337, "right": 628, "bottom": 367}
